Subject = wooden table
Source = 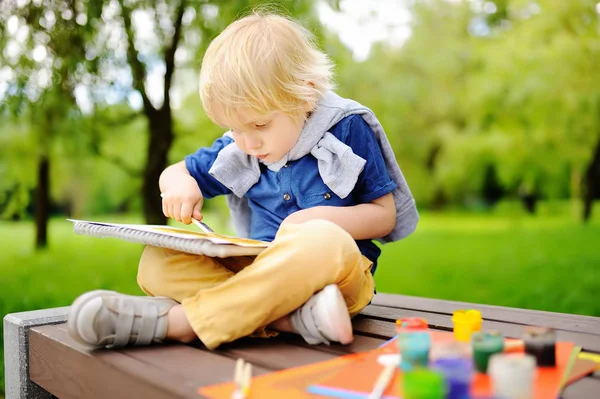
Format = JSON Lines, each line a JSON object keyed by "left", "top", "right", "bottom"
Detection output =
{"left": 25, "top": 294, "right": 600, "bottom": 398}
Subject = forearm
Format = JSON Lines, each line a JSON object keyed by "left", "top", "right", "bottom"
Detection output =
{"left": 159, "top": 161, "right": 190, "bottom": 193}
{"left": 283, "top": 200, "right": 396, "bottom": 240}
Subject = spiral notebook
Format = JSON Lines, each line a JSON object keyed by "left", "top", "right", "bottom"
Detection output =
{"left": 68, "top": 219, "right": 270, "bottom": 258}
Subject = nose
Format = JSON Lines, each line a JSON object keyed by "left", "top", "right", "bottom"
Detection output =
{"left": 245, "top": 134, "right": 262, "bottom": 150}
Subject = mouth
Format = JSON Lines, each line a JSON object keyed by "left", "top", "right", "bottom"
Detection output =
{"left": 255, "top": 154, "right": 268, "bottom": 160}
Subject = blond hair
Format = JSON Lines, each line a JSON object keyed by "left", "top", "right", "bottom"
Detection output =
{"left": 199, "top": 12, "right": 335, "bottom": 130}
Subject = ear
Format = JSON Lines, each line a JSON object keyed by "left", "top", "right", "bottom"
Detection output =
{"left": 302, "top": 81, "right": 317, "bottom": 113}
{"left": 302, "top": 101, "right": 314, "bottom": 114}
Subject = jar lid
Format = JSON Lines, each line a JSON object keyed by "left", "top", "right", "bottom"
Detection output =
{"left": 452, "top": 309, "right": 482, "bottom": 323}
{"left": 396, "top": 317, "right": 428, "bottom": 331}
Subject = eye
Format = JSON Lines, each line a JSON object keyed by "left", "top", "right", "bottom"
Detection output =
{"left": 255, "top": 121, "right": 270, "bottom": 129}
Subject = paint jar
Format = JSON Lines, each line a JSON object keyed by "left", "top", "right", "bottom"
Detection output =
{"left": 471, "top": 330, "right": 505, "bottom": 373}
{"left": 523, "top": 326, "right": 556, "bottom": 367}
{"left": 430, "top": 341, "right": 471, "bottom": 362}
{"left": 399, "top": 331, "right": 431, "bottom": 371}
{"left": 431, "top": 357, "right": 473, "bottom": 399}
{"left": 488, "top": 353, "right": 536, "bottom": 399}
{"left": 452, "top": 310, "right": 482, "bottom": 342}
{"left": 396, "top": 318, "right": 430, "bottom": 371}
{"left": 403, "top": 369, "right": 446, "bottom": 399}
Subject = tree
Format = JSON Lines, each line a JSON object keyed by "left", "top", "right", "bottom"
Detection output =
{"left": 1, "top": 0, "right": 330, "bottom": 247}
{"left": 333, "top": 0, "right": 481, "bottom": 208}
{"left": 333, "top": 0, "right": 600, "bottom": 219}
{"left": 466, "top": 0, "right": 600, "bottom": 220}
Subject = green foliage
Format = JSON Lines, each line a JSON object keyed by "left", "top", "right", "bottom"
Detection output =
{"left": 376, "top": 202, "right": 600, "bottom": 316}
{"left": 0, "top": 0, "right": 325, "bottom": 225}
{"left": 333, "top": 0, "right": 600, "bottom": 210}
{"left": 463, "top": 0, "right": 600, "bottom": 200}
{"left": 2, "top": 0, "right": 599, "bottom": 219}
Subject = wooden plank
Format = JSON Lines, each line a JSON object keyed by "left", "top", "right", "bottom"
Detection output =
{"left": 31, "top": 324, "right": 385, "bottom": 396}
{"left": 29, "top": 325, "right": 196, "bottom": 399}
{"left": 372, "top": 293, "right": 600, "bottom": 334}
{"left": 361, "top": 305, "right": 454, "bottom": 330}
{"left": 30, "top": 324, "right": 276, "bottom": 397}
{"left": 214, "top": 337, "right": 340, "bottom": 370}
{"left": 352, "top": 316, "right": 397, "bottom": 339}
{"left": 274, "top": 332, "right": 386, "bottom": 356}
{"left": 175, "top": 333, "right": 384, "bottom": 381}
{"left": 359, "top": 305, "right": 600, "bottom": 353}
{"left": 50, "top": 324, "right": 273, "bottom": 387}
{"left": 310, "top": 333, "right": 386, "bottom": 354}
{"left": 119, "top": 343, "right": 272, "bottom": 384}
{"left": 129, "top": 331, "right": 384, "bottom": 378}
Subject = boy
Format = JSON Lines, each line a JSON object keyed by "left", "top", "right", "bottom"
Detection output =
{"left": 67, "top": 12, "right": 418, "bottom": 350}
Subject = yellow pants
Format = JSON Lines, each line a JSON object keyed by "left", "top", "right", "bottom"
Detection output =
{"left": 136, "top": 220, "right": 375, "bottom": 349}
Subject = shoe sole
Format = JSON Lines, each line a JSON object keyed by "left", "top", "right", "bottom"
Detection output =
{"left": 67, "top": 289, "right": 116, "bottom": 348}
{"left": 318, "top": 284, "right": 354, "bottom": 345}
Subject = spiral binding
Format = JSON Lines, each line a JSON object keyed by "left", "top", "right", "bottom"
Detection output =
{"left": 72, "top": 222, "right": 264, "bottom": 258}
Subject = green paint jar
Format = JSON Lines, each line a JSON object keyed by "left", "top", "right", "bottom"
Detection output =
{"left": 402, "top": 369, "right": 446, "bottom": 399}
{"left": 471, "top": 330, "right": 505, "bottom": 373}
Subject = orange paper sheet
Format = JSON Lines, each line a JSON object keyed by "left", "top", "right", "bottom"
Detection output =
{"left": 199, "top": 332, "right": 597, "bottom": 399}
{"left": 199, "top": 355, "right": 353, "bottom": 399}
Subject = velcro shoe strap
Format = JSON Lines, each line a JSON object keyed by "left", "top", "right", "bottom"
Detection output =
{"left": 291, "top": 299, "right": 330, "bottom": 345}
{"left": 113, "top": 300, "right": 135, "bottom": 348}
{"left": 135, "top": 302, "right": 159, "bottom": 345}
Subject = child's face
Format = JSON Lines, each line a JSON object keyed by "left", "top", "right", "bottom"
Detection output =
{"left": 230, "top": 109, "right": 305, "bottom": 163}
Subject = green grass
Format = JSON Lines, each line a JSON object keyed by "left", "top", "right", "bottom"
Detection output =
{"left": 376, "top": 211, "right": 600, "bottom": 316}
{"left": 1, "top": 206, "right": 599, "bottom": 394}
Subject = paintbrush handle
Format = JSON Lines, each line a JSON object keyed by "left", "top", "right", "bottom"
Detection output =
{"left": 192, "top": 218, "right": 214, "bottom": 233}
{"left": 368, "top": 363, "right": 396, "bottom": 399}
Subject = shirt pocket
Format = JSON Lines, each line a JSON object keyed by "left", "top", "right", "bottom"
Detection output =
{"left": 296, "top": 183, "right": 353, "bottom": 209}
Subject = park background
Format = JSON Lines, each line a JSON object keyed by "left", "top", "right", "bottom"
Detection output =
{"left": 1, "top": 0, "right": 599, "bottom": 395}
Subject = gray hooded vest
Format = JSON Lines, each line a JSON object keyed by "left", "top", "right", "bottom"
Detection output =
{"left": 208, "top": 91, "right": 419, "bottom": 244}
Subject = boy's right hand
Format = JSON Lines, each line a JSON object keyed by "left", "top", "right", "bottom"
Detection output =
{"left": 160, "top": 174, "right": 204, "bottom": 225}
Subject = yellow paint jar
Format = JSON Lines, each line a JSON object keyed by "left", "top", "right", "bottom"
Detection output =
{"left": 452, "top": 309, "right": 482, "bottom": 342}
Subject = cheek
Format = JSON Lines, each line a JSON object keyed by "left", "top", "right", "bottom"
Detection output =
{"left": 232, "top": 136, "right": 246, "bottom": 151}
{"left": 287, "top": 134, "right": 299, "bottom": 148}
{"left": 289, "top": 123, "right": 303, "bottom": 144}
{"left": 277, "top": 131, "right": 297, "bottom": 151}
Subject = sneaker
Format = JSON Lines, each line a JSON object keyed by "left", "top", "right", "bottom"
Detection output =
{"left": 67, "top": 290, "right": 177, "bottom": 349}
{"left": 290, "top": 284, "right": 353, "bottom": 345}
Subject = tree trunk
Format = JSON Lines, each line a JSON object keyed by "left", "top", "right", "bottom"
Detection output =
{"left": 142, "top": 107, "right": 174, "bottom": 225}
{"left": 521, "top": 193, "right": 538, "bottom": 214}
{"left": 35, "top": 155, "right": 50, "bottom": 249}
{"left": 582, "top": 137, "right": 600, "bottom": 222}
{"left": 430, "top": 188, "right": 448, "bottom": 210}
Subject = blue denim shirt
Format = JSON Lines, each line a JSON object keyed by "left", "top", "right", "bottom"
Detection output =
{"left": 185, "top": 115, "right": 398, "bottom": 274}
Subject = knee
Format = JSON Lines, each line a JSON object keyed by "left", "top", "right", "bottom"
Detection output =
{"left": 287, "top": 219, "right": 371, "bottom": 287}
{"left": 137, "top": 246, "right": 172, "bottom": 295}
{"left": 292, "top": 220, "right": 360, "bottom": 263}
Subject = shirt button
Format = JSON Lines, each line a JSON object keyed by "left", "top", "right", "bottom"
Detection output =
{"left": 283, "top": 164, "right": 289, "bottom": 168}
{"left": 283, "top": 193, "right": 291, "bottom": 201}
{"left": 323, "top": 192, "right": 331, "bottom": 200}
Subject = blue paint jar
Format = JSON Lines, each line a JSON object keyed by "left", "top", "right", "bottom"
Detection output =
{"left": 398, "top": 331, "right": 431, "bottom": 371}
{"left": 431, "top": 357, "right": 473, "bottom": 399}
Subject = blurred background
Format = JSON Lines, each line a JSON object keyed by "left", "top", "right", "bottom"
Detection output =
{"left": 1, "top": 0, "right": 599, "bottom": 393}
